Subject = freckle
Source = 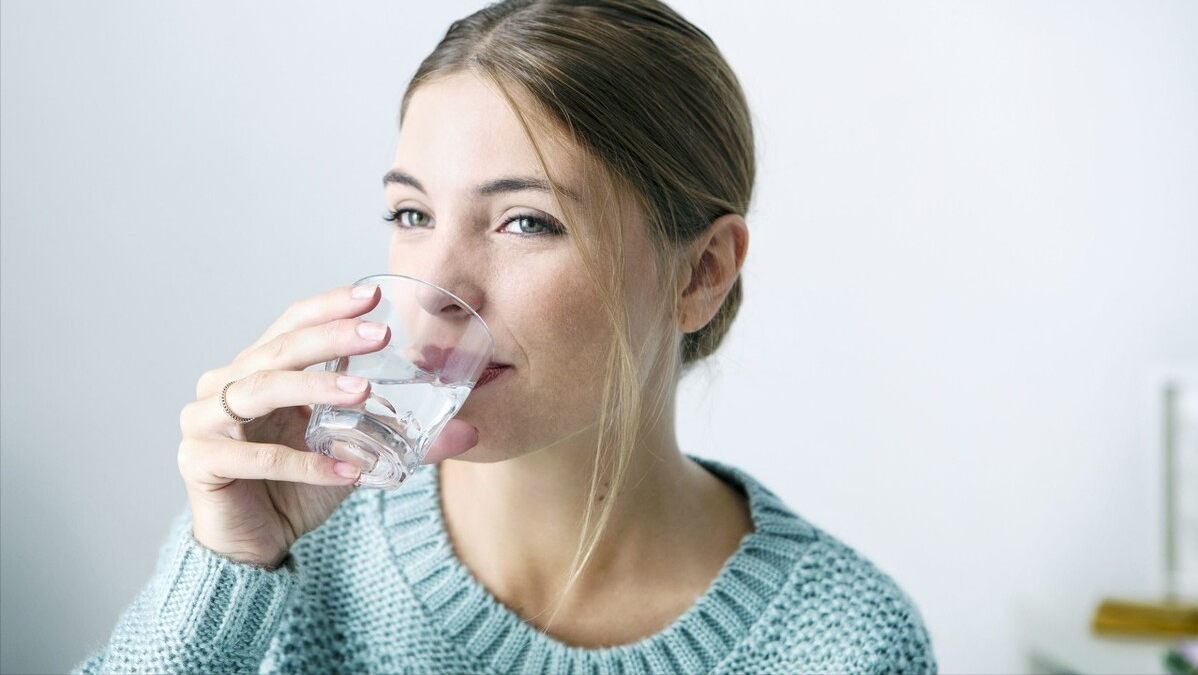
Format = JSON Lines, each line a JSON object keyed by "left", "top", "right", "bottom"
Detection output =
{"left": 597, "top": 494, "right": 605, "bottom": 502}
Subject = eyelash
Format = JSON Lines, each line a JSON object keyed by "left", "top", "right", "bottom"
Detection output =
{"left": 383, "top": 208, "right": 566, "bottom": 236}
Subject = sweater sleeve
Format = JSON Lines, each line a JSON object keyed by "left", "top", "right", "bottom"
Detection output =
{"left": 867, "top": 597, "right": 938, "bottom": 675}
{"left": 73, "top": 511, "right": 298, "bottom": 675}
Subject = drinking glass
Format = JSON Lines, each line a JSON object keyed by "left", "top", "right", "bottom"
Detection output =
{"left": 305, "top": 274, "right": 493, "bottom": 490}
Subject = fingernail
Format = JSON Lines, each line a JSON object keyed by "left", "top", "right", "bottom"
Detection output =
{"left": 351, "top": 284, "right": 378, "bottom": 299}
{"left": 356, "top": 322, "right": 387, "bottom": 341}
{"left": 336, "top": 376, "right": 367, "bottom": 393}
{"left": 333, "top": 462, "right": 360, "bottom": 479}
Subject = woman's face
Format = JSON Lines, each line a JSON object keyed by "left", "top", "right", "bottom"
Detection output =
{"left": 386, "top": 72, "right": 668, "bottom": 462}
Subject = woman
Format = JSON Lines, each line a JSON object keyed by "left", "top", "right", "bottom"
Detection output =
{"left": 79, "top": 1, "right": 936, "bottom": 673}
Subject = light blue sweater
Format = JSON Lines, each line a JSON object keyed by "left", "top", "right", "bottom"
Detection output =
{"left": 78, "top": 457, "right": 936, "bottom": 674}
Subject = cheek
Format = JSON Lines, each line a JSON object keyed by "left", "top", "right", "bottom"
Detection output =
{"left": 517, "top": 265, "right": 612, "bottom": 372}
{"left": 509, "top": 263, "right": 613, "bottom": 420}
{"left": 454, "top": 261, "right": 612, "bottom": 456}
{"left": 387, "top": 232, "right": 409, "bottom": 272}
{"left": 513, "top": 244, "right": 668, "bottom": 386}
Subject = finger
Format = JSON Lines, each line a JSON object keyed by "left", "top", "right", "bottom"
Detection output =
{"left": 183, "top": 370, "right": 372, "bottom": 437}
{"left": 248, "top": 318, "right": 391, "bottom": 375}
{"left": 421, "top": 419, "right": 479, "bottom": 464}
{"left": 197, "top": 318, "right": 389, "bottom": 399}
{"left": 178, "top": 437, "right": 361, "bottom": 487}
{"left": 250, "top": 284, "right": 381, "bottom": 353}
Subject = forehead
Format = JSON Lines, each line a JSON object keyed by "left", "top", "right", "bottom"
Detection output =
{"left": 395, "top": 72, "right": 582, "bottom": 191}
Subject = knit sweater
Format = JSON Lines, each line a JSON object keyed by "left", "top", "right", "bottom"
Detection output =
{"left": 77, "top": 457, "right": 936, "bottom": 674}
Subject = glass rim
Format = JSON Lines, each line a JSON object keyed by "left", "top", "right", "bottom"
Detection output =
{"left": 352, "top": 273, "right": 494, "bottom": 347}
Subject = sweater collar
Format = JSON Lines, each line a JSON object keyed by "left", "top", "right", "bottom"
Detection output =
{"left": 379, "top": 456, "right": 815, "bottom": 674}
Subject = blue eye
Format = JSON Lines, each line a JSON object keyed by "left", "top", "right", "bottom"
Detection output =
{"left": 384, "top": 209, "right": 432, "bottom": 228}
{"left": 501, "top": 214, "right": 565, "bottom": 236}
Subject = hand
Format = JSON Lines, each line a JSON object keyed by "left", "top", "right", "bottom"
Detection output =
{"left": 177, "top": 284, "right": 478, "bottom": 568}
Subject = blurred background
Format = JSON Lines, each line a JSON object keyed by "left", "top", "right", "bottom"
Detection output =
{"left": 2, "top": 1, "right": 1196, "bottom": 673}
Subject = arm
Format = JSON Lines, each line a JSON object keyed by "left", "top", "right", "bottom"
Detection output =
{"left": 866, "top": 588, "right": 938, "bottom": 675}
{"left": 74, "top": 511, "right": 297, "bottom": 675}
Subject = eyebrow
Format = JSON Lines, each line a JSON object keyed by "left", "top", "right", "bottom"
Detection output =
{"left": 382, "top": 169, "right": 426, "bottom": 192}
{"left": 383, "top": 170, "right": 579, "bottom": 202}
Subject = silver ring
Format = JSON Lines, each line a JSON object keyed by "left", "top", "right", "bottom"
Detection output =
{"left": 220, "top": 380, "right": 255, "bottom": 424}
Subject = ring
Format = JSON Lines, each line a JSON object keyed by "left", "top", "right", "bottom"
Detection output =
{"left": 220, "top": 380, "right": 255, "bottom": 424}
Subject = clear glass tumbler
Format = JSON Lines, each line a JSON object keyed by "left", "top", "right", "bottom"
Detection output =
{"left": 305, "top": 274, "right": 493, "bottom": 489}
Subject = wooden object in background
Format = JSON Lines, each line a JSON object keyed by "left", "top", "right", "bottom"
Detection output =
{"left": 1092, "top": 599, "right": 1198, "bottom": 638}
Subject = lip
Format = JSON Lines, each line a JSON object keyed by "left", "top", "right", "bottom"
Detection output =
{"left": 474, "top": 363, "right": 511, "bottom": 389}
{"left": 414, "top": 345, "right": 498, "bottom": 375}
{"left": 415, "top": 345, "right": 451, "bottom": 372}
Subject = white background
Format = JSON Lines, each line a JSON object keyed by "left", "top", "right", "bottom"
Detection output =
{"left": 2, "top": 1, "right": 1196, "bottom": 673}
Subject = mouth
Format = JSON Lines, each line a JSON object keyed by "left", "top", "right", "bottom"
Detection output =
{"left": 474, "top": 363, "right": 511, "bottom": 389}
{"left": 413, "top": 345, "right": 497, "bottom": 378}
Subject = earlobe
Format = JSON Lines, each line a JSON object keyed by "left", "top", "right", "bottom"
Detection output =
{"left": 677, "top": 214, "right": 748, "bottom": 334}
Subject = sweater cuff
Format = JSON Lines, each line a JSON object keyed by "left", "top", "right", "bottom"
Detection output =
{"left": 152, "top": 532, "right": 297, "bottom": 654}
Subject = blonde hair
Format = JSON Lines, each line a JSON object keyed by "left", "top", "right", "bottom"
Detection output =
{"left": 401, "top": 0, "right": 754, "bottom": 629}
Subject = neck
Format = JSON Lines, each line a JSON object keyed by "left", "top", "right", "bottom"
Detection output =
{"left": 438, "top": 401, "right": 718, "bottom": 611}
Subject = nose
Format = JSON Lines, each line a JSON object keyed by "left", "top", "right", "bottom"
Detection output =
{"left": 389, "top": 220, "right": 487, "bottom": 319}
{"left": 415, "top": 281, "right": 479, "bottom": 319}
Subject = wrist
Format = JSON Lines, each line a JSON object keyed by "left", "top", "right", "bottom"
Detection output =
{"left": 192, "top": 532, "right": 290, "bottom": 570}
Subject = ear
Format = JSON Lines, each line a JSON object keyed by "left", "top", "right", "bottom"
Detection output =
{"left": 676, "top": 214, "right": 748, "bottom": 333}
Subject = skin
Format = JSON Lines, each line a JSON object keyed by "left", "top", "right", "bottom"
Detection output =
{"left": 177, "top": 70, "right": 751, "bottom": 646}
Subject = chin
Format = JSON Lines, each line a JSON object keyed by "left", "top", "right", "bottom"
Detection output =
{"left": 442, "top": 440, "right": 527, "bottom": 464}
{"left": 445, "top": 443, "right": 510, "bottom": 465}
{"left": 446, "top": 406, "right": 529, "bottom": 464}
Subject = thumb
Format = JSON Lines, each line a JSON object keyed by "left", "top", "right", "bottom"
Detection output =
{"left": 422, "top": 419, "right": 478, "bottom": 464}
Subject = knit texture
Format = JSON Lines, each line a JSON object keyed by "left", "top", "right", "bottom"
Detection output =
{"left": 77, "top": 457, "right": 936, "bottom": 674}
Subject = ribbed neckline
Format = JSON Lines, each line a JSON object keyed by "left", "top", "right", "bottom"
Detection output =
{"left": 378, "top": 456, "right": 816, "bottom": 674}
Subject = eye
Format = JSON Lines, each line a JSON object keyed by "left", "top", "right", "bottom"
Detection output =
{"left": 384, "top": 208, "right": 432, "bottom": 228}
{"left": 500, "top": 214, "right": 565, "bottom": 236}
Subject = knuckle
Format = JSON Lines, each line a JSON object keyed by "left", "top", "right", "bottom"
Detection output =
{"left": 179, "top": 401, "right": 198, "bottom": 434}
{"left": 332, "top": 317, "right": 359, "bottom": 343}
{"left": 303, "top": 451, "right": 327, "bottom": 478}
{"left": 267, "top": 332, "right": 290, "bottom": 362}
{"left": 283, "top": 299, "right": 305, "bottom": 322}
{"left": 303, "top": 369, "right": 331, "bottom": 392}
{"left": 196, "top": 370, "right": 220, "bottom": 400}
{"left": 176, "top": 440, "right": 199, "bottom": 476}
{"left": 242, "top": 370, "right": 270, "bottom": 398}
{"left": 252, "top": 443, "right": 284, "bottom": 472}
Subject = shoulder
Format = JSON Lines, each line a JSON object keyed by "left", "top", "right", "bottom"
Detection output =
{"left": 696, "top": 457, "right": 937, "bottom": 674}
{"left": 775, "top": 529, "right": 937, "bottom": 673}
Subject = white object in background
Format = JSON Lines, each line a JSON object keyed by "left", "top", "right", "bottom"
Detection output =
{"left": 1164, "top": 372, "right": 1198, "bottom": 602}
{"left": 1016, "top": 597, "right": 1171, "bottom": 675}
